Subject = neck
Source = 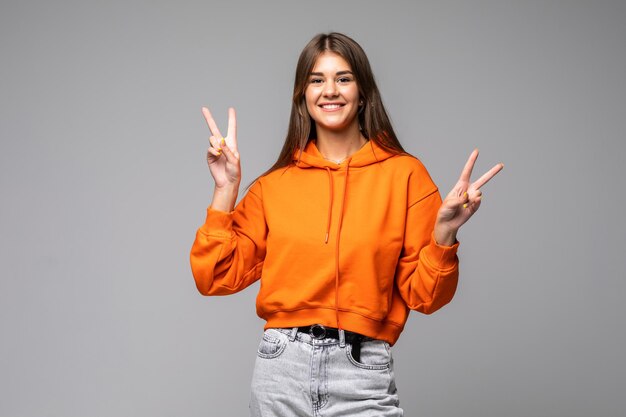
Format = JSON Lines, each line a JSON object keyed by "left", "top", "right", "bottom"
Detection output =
{"left": 315, "top": 125, "right": 367, "bottom": 163}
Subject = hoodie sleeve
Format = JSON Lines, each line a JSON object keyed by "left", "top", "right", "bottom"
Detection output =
{"left": 190, "top": 182, "right": 267, "bottom": 296}
{"left": 395, "top": 178, "right": 460, "bottom": 314}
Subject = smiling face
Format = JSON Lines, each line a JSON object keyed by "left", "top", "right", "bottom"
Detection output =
{"left": 305, "top": 52, "right": 361, "bottom": 137}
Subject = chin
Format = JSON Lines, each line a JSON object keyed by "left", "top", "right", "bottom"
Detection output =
{"left": 312, "top": 116, "right": 358, "bottom": 133}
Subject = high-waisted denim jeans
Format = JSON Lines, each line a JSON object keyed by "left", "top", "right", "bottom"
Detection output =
{"left": 249, "top": 327, "right": 403, "bottom": 416}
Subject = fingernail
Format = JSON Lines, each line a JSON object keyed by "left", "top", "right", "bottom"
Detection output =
{"left": 463, "top": 203, "right": 468, "bottom": 209}
{"left": 463, "top": 192, "right": 468, "bottom": 198}
{"left": 220, "top": 138, "right": 226, "bottom": 146}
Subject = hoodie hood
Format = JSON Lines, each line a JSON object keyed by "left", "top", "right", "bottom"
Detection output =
{"left": 294, "top": 139, "right": 397, "bottom": 169}
{"left": 291, "top": 138, "right": 398, "bottom": 245}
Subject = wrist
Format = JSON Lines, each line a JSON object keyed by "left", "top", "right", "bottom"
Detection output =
{"left": 211, "top": 183, "right": 240, "bottom": 212}
{"left": 214, "top": 181, "right": 240, "bottom": 193}
{"left": 433, "top": 224, "right": 458, "bottom": 247}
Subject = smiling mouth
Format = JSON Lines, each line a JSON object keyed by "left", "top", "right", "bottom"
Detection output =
{"left": 319, "top": 103, "right": 344, "bottom": 110}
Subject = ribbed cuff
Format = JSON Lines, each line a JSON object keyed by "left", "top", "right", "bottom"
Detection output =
{"left": 198, "top": 207, "right": 234, "bottom": 237}
{"left": 422, "top": 231, "right": 459, "bottom": 270}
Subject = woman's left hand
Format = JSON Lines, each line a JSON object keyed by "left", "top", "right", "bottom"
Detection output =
{"left": 434, "top": 149, "right": 504, "bottom": 246}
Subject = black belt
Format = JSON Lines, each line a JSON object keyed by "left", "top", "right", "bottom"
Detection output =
{"left": 297, "top": 324, "right": 365, "bottom": 362}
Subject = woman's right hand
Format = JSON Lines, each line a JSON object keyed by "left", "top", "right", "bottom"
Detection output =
{"left": 202, "top": 107, "right": 241, "bottom": 212}
{"left": 203, "top": 106, "right": 241, "bottom": 189}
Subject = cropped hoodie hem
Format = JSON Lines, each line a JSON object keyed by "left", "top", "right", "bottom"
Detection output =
{"left": 190, "top": 139, "right": 460, "bottom": 346}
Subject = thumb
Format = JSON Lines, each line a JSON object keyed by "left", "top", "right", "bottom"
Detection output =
{"left": 220, "top": 141, "right": 239, "bottom": 164}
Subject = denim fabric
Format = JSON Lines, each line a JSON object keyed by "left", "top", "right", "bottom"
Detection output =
{"left": 250, "top": 327, "right": 403, "bottom": 416}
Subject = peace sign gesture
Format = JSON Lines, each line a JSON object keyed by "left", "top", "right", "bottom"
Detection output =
{"left": 434, "top": 149, "right": 504, "bottom": 246}
{"left": 203, "top": 106, "right": 241, "bottom": 189}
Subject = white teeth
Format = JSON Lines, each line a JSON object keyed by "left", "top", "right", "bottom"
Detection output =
{"left": 321, "top": 104, "right": 342, "bottom": 109}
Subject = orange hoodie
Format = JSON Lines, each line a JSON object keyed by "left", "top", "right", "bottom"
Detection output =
{"left": 190, "top": 140, "right": 459, "bottom": 346}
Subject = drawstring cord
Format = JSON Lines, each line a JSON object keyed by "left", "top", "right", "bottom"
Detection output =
{"left": 322, "top": 160, "right": 351, "bottom": 330}
{"left": 324, "top": 167, "right": 333, "bottom": 244}
{"left": 334, "top": 160, "right": 351, "bottom": 329}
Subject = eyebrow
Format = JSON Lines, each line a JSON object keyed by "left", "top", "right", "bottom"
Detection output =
{"left": 309, "top": 70, "right": 354, "bottom": 76}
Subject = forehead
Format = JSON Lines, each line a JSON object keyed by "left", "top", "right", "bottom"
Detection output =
{"left": 311, "top": 51, "right": 352, "bottom": 73}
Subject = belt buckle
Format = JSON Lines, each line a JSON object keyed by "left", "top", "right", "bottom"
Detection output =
{"left": 309, "top": 324, "right": 326, "bottom": 339}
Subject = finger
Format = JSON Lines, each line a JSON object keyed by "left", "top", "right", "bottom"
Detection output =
{"left": 459, "top": 148, "right": 479, "bottom": 183}
{"left": 221, "top": 142, "right": 239, "bottom": 164}
{"left": 202, "top": 107, "right": 223, "bottom": 138}
{"left": 207, "top": 147, "right": 221, "bottom": 158}
{"left": 447, "top": 181, "right": 468, "bottom": 199}
{"left": 462, "top": 193, "right": 482, "bottom": 210}
{"left": 209, "top": 135, "right": 223, "bottom": 151}
{"left": 473, "top": 162, "right": 504, "bottom": 190}
{"left": 226, "top": 107, "right": 238, "bottom": 150}
{"left": 470, "top": 189, "right": 482, "bottom": 199}
{"left": 206, "top": 149, "right": 223, "bottom": 165}
{"left": 469, "top": 197, "right": 482, "bottom": 212}
{"left": 458, "top": 191, "right": 470, "bottom": 208}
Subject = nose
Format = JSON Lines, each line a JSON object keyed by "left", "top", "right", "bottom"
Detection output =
{"left": 323, "top": 80, "right": 338, "bottom": 97}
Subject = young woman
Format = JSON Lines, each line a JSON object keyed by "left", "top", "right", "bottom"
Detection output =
{"left": 190, "top": 32, "right": 503, "bottom": 417}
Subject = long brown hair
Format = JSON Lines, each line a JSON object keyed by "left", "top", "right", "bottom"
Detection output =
{"left": 260, "top": 32, "right": 405, "bottom": 178}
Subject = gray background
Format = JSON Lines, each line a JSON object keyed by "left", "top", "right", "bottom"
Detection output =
{"left": 1, "top": 0, "right": 625, "bottom": 416}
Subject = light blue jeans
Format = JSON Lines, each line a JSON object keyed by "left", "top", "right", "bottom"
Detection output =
{"left": 249, "top": 327, "right": 403, "bottom": 416}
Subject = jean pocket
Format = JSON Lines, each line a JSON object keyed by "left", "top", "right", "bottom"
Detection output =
{"left": 257, "top": 329, "right": 288, "bottom": 359}
{"left": 346, "top": 338, "right": 391, "bottom": 370}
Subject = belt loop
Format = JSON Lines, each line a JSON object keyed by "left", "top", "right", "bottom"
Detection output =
{"left": 289, "top": 327, "right": 298, "bottom": 342}
{"left": 338, "top": 328, "right": 346, "bottom": 348}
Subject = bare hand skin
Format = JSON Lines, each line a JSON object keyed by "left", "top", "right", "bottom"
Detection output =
{"left": 202, "top": 106, "right": 241, "bottom": 212}
{"left": 434, "top": 149, "right": 504, "bottom": 246}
